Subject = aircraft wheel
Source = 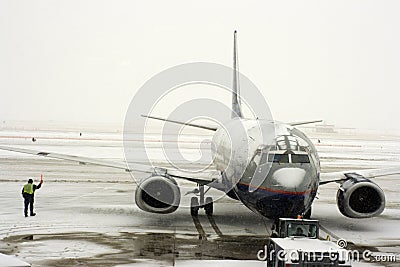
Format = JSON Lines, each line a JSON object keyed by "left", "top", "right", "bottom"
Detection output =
{"left": 190, "top": 197, "right": 199, "bottom": 216}
{"left": 204, "top": 197, "right": 213, "bottom": 216}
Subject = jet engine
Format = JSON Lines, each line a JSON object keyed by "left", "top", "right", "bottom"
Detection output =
{"left": 135, "top": 175, "right": 181, "bottom": 214}
{"left": 336, "top": 176, "right": 385, "bottom": 218}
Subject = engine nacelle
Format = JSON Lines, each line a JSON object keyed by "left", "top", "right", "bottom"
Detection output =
{"left": 135, "top": 175, "right": 180, "bottom": 214}
{"left": 336, "top": 177, "right": 385, "bottom": 218}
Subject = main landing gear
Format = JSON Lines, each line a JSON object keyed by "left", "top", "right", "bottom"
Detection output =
{"left": 190, "top": 185, "right": 213, "bottom": 216}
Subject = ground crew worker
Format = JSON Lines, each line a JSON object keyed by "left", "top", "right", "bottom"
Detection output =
{"left": 295, "top": 227, "right": 304, "bottom": 236}
{"left": 22, "top": 177, "right": 43, "bottom": 217}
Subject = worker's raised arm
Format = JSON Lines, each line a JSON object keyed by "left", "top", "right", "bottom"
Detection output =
{"left": 36, "top": 175, "right": 44, "bottom": 190}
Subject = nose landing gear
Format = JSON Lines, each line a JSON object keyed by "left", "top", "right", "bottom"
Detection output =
{"left": 189, "top": 185, "right": 214, "bottom": 216}
{"left": 190, "top": 197, "right": 199, "bottom": 216}
{"left": 204, "top": 197, "right": 213, "bottom": 215}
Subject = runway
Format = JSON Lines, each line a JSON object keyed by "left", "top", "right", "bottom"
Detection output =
{"left": 0, "top": 128, "right": 399, "bottom": 266}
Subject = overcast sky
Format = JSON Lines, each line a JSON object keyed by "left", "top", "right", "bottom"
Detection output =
{"left": 1, "top": 1, "right": 400, "bottom": 130}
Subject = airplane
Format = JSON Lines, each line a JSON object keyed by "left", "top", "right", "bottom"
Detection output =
{"left": 1, "top": 31, "right": 399, "bottom": 220}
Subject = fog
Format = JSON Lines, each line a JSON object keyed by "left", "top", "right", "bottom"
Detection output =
{"left": 1, "top": 0, "right": 400, "bottom": 130}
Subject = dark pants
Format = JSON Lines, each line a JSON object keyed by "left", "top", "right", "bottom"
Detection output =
{"left": 23, "top": 194, "right": 34, "bottom": 216}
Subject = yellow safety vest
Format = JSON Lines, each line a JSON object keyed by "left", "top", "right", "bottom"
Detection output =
{"left": 23, "top": 183, "right": 34, "bottom": 194}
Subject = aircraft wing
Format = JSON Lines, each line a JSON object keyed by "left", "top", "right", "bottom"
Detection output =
{"left": 0, "top": 145, "right": 219, "bottom": 185}
{"left": 319, "top": 167, "right": 400, "bottom": 185}
{"left": 288, "top": 120, "right": 323, "bottom": 126}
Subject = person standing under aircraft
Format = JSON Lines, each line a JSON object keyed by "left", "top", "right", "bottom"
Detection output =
{"left": 22, "top": 175, "right": 43, "bottom": 217}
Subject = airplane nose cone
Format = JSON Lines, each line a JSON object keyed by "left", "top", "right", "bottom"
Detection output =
{"left": 272, "top": 168, "right": 306, "bottom": 188}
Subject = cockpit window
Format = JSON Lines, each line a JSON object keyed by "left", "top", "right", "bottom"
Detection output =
{"left": 267, "top": 152, "right": 310, "bottom": 164}
{"left": 273, "top": 134, "right": 311, "bottom": 153}
{"left": 242, "top": 151, "right": 261, "bottom": 181}
{"left": 268, "top": 153, "right": 289, "bottom": 163}
{"left": 291, "top": 154, "right": 310, "bottom": 163}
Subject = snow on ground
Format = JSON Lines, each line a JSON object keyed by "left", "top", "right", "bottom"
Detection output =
{"left": 0, "top": 129, "right": 399, "bottom": 266}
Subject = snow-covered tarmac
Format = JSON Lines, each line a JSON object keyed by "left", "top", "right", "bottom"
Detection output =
{"left": 0, "top": 129, "right": 399, "bottom": 266}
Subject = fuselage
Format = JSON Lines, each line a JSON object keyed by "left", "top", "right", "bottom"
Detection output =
{"left": 211, "top": 118, "right": 320, "bottom": 219}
